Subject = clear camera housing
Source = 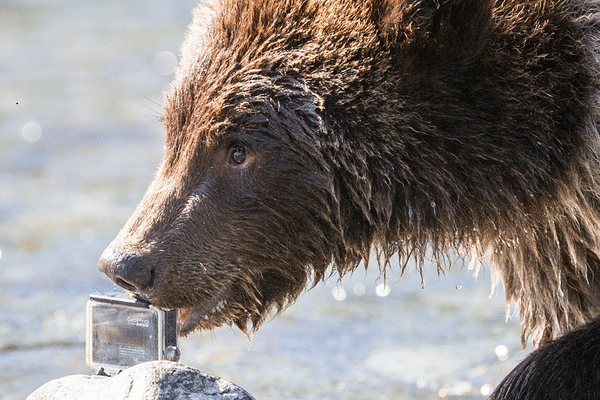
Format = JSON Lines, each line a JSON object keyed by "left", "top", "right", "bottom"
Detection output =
{"left": 86, "top": 291, "right": 179, "bottom": 376}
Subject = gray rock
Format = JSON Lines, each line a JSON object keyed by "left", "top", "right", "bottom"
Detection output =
{"left": 27, "top": 361, "right": 256, "bottom": 400}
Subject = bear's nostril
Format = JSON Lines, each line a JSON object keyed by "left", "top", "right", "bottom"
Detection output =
{"left": 98, "top": 252, "right": 154, "bottom": 292}
{"left": 114, "top": 277, "right": 137, "bottom": 292}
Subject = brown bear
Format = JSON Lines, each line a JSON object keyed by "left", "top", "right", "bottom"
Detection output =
{"left": 99, "top": 0, "right": 600, "bottom": 348}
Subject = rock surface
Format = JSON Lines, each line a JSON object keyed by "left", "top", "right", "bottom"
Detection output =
{"left": 27, "top": 361, "right": 256, "bottom": 400}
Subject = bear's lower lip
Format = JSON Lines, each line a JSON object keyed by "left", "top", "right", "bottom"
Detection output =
{"left": 178, "top": 298, "right": 228, "bottom": 335}
{"left": 178, "top": 307, "right": 201, "bottom": 335}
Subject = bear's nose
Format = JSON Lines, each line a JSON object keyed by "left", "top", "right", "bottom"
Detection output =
{"left": 98, "top": 250, "right": 153, "bottom": 292}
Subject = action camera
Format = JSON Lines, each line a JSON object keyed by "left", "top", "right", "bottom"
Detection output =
{"left": 86, "top": 291, "right": 180, "bottom": 376}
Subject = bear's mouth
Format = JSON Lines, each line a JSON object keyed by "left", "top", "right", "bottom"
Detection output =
{"left": 178, "top": 296, "right": 228, "bottom": 336}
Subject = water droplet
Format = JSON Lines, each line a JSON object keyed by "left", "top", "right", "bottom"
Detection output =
{"left": 352, "top": 283, "right": 366, "bottom": 296}
{"left": 332, "top": 286, "right": 347, "bottom": 301}
{"left": 416, "top": 379, "right": 428, "bottom": 389}
{"left": 154, "top": 51, "right": 178, "bottom": 76}
{"left": 495, "top": 345, "right": 509, "bottom": 361}
{"left": 455, "top": 284, "right": 462, "bottom": 290}
{"left": 375, "top": 283, "right": 391, "bottom": 297}
{"left": 480, "top": 384, "right": 493, "bottom": 396}
{"left": 21, "top": 122, "right": 42, "bottom": 143}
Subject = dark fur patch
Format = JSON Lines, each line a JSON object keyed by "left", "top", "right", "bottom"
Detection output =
{"left": 489, "top": 315, "right": 600, "bottom": 399}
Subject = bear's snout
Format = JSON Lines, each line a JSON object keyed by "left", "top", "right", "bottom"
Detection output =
{"left": 98, "top": 250, "right": 154, "bottom": 293}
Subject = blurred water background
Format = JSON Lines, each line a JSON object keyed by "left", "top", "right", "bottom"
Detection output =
{"left": 0, "top": 1, "right": 527, "bottom": 399}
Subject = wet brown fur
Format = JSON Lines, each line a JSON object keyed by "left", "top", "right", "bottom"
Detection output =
{"left": 99, "top": 0, "right": 600, "bottom": 347}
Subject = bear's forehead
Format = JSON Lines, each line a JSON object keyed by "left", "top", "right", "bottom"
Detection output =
{"left": 163, "top": 76, "right": 281, "bottom": 152}
{"left": 161, "top": 0, "right": 381, "bottom": 149}
{"left": 173, "top": 0, "right": 380, "bottom": 87}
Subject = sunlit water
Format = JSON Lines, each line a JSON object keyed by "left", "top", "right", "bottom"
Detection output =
{"left": 1, "top": 1, "right": 526, "bottom": 399}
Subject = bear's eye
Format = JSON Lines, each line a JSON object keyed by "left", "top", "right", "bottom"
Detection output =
{"left": 229, "top": 144, "right": 247, "bottom": 166}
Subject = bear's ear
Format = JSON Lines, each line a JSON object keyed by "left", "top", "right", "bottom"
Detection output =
{"left": 376, "top": 0, "right": 494, "bottom": 67}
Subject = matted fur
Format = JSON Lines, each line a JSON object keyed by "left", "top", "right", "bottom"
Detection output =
{"left": 100, "top": 0, "right": 600, "bottom": 347}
